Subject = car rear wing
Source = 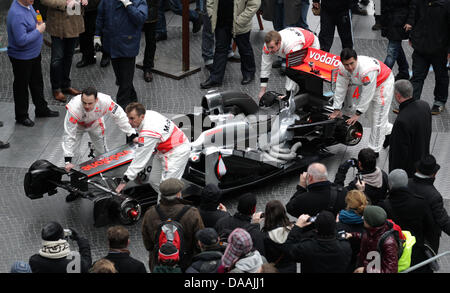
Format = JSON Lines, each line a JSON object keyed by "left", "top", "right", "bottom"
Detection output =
{"left": 286, "top": 47, "right": 340, "bottom": 92}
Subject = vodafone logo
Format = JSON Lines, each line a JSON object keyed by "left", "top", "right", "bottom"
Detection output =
{"left": 309, "top": 50, "right": 340, "bottom": 67}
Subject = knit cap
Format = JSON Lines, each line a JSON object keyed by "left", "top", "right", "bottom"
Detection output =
{"left": 363, "top": 205, "right": 387, "bottom": 227}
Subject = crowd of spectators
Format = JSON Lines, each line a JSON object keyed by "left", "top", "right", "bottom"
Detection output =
{"left": 4, "top": 0, "right": 450, "bottom": 274}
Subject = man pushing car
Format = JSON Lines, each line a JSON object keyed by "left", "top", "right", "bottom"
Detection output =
{"left": 115, "top": 102, "right": 190, "bottom": 199}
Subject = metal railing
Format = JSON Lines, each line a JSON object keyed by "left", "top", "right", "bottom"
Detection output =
{"left": 401, "top": 251, "right": 450, "bottom": 273}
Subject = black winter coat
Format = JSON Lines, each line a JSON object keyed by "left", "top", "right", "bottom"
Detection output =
{"left": 214, "top": 213, "right": 266, "bottom": 256}
{"left": 380, "top": 0, "right": 414, "bottom": 40}
{"left": 389, "top": 98, "right": 431, "bottom": 177}
{"left": 146, "top": 0, "right": 159, "bottom": 23}
{"left": 185, "top": 250, "right": 224, "bottom": 273}
{"left": 336, "top": 218, "right": 365, "bottom": 272}
{"left": 312, "top": 0, "right": 353, "bottom": 12}
{"left": 408, "top": 175, "right": 450, "bottom": 253}
{"left": 282, "top": 225, "right": 352, "bottom": 273}
{"left": 262, "top": 226, "right": 297, "bottom": 273}
{"left": 286, "top": 181, "right": 347, "bottom": 218}
{"left": 29, "top": 237, "right": 92, "bottom": 273}
{"left": 379, "top": 187, "right": 435, "bottom": 271}
{"left": 104, "top": 251, "right": 147, "bottom": 273}
{"left": 409, "top": 0, "right": 450, "bottom": 54}
{"left": 199, "top": 205, "right": 231, "bottom": 228}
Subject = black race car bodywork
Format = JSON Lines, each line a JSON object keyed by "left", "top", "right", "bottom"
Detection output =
{"left": 24, "top": 47, "right": 363, "bottom": 226}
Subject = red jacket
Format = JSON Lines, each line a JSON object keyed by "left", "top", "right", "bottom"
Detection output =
{"left": 353, "top": 222, "right": 399, "bottom": 273}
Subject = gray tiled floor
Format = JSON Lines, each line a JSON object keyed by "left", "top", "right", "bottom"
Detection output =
{"left": 0, "top": 3, "right": 449, "bottom": 273}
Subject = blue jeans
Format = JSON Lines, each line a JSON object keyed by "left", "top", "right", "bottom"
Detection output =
{"left": 278, "top": 0, "right": 310, "bottom": 30}
{"left": 294, "top": 0, "right": 310, "bottom": 30}
{"left": 156, "top": 0, "right": 199, "bottom": 35}
{"left": 384, "top": 40, "right": 409, "bottom": 77}
{"left": 50, "top": 36, "right": 78, "bottom": 90}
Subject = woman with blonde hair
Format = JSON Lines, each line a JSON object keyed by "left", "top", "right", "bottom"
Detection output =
{"left": 337, "top": 190, "right": 368, "bottom": 272}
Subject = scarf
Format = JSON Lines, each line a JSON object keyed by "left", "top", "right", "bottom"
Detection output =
{"left": 362, "top": 167, "right": 383, "bottom": 188}
{"left": 39, "top": 239, "right": 71, "bottom": 259}
{"left": 339, "top": 209, "right": 363, "bottom": 225}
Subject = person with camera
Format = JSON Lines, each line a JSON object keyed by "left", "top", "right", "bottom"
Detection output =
{"left": 260, "top": 200, "right": 297, "bottom": 273}
{"left": 29, "top": 221, "right": 92, "bottom": 273}
{"left": 214, "top": 193, "right": 266, "bottom": 256}
{"left": 336, "top": 190, "right": 368, "bottom": 272}
{"left": 286, "top": 163, "right": 347, "bottom": 219}
{"left": 281, "top": 210, "right": 352, "bottom": 273}
{"left": 334, "top": 148, "right": 389, "bottom": 205}
{"left": 198, "top": 184, "right": 231, "bottom": 228}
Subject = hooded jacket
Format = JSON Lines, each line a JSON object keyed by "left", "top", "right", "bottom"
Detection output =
{"left": 262, "top": 225, "right": 297, "bottom": 273}
{"left": 229, "top": 250, "right": 265, "bottom": 273}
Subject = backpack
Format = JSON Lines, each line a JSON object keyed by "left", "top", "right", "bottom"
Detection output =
{"left": 377, "top": 219, "right": 416, "bottom": 272}
{"left": 154, "top": 205, "right": 191, "bottom": 265}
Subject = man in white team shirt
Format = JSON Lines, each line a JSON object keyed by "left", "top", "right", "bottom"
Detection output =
{"left": 329, "top": 48, "right": 394, "bottom": 156}
{"left": 63, "top": 87, "right": 137, "bottom": 174}
{"left": 258, "top": 28, "right": 320, "bottom": 99}
{"left": 115, "top": 102, "right": 190, "bottom": 197}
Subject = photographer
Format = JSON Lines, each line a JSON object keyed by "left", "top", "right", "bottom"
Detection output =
{"left": 29, "top": 222, "right": 92, "bottom": 273}
{"left": 334, "top": 148, "right": 389, "bottom": 205}
{"left": 281, "top": 211, "right": 352, "bottom": 273}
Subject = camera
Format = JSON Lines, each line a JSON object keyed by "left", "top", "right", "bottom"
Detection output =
{"left": 348, "top": 158, "right": 358, "bottom": 168}
{"left": 307, "top": 214, "right": 318, "bottom": 223}
{"left": 356, "top": 172, "right": 363, "bottom": 184}
{"left": 63, "top": 229, "right": 72, "bottom": 238}
{"left": 337, "top": 230, "right": 347, "bottom": 240}
{"left": 260, "top": 212, "right": 265, "bottom": 218}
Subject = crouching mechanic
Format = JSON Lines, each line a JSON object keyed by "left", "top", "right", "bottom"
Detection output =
{"left": 258, "top": 28, "right": 320, "bottom": 99}
{"left": 62, "top": 87, "right": 138, "bottom": 199}
{"left": 329, "top": 48, "right": 394, "bottom": 156}
{"left": 115, "top": 102, "right": 190, "bottom": 198}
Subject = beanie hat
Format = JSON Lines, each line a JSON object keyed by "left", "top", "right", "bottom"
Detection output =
{"left": 237, "top": 193, "right": 257, "bottom": 215}
{"left": 315, "top": 210, "right": 336, "bottom": 237}
{"left": 41, "top": 221, "right": 64, "bottom": 241}
{"left": 200, "top": 184, "right": 222, "bottom": 206}
{"left": 363, "top": 205, "right": 387, "bottom": 227}
{"left": 159, "top": 178, "right": 184, "bottom": 198}
{"left": 196, "top": 228, "right": 219, "bottom": 247}
{"left": 10, "top": 261, "right": 32, "bottom": 273}
{"left": 388, "top": 169, "right": 408, "bottom": 190}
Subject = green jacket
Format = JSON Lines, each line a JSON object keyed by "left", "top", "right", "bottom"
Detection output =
{"left": 207, "top": 0, "right": 261, "bottom": 36}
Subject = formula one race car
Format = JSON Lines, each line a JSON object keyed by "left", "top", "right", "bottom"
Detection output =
{"left": 24, "top": 47, "right": 363, "bottom": 227}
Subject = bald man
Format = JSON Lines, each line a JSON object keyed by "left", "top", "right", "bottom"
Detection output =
{"left": 286, "top": 163, "right": 348, "bottom": 218}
